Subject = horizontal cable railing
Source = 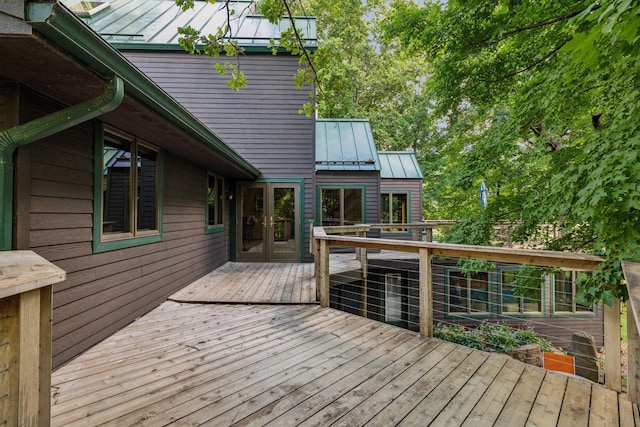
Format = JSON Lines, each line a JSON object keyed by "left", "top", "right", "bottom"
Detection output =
{"left": 314, "top": 225, "right": 624, "bottom": 392}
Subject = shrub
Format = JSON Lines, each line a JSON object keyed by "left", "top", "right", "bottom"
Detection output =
{"left": 433, "top": 322, "right": 552, "bottom": 354}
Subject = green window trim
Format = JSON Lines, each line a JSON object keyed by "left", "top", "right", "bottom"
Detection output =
{"left": 550, "top": 270, "right": 597, "bottom": 318}
{"left": 381, "top": 190, "right": 411, "bottom": 235}
{"left": 497, "top": 267, "right": 545, "bottom": 318}
{"left": 317, "top": 184, "right": 366, "bottom": 226}
{"left": 206, "top": 171, "right": 225, "bottom": 234}
{"left": 444, "top": 267, "right": 493, "bottom": 319}
{"left": 93, "top": 123, "right": 164, "bottom": 253}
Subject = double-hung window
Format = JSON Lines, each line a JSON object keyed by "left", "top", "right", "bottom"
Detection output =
{"left": 207, "top": 172, "right": 225, "bottom": 232}
{"left": 553, "top": 271, "right": 594, "bottom": 315}
{"left": 95, "top": 126, "right": 161, "bottom": 251}
{"left": 447, "top": 270, "right": 490, "bottom": 316}
{"left": 319, "top": 187, "right": 363, "bottom": 226}
{"left": 500, "top": 269, "right": 543, "bottom": 316}
{"left": 381, "top": 192, "right": 409, "bottom": 232}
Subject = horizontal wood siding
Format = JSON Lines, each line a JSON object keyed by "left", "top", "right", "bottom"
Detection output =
{"left": 380, "top": 178, "right": 423, "bottom": 223}
{"left": 124, "top": 52, "right": 315, "bottom": 260}
{"left": 316, "top": 171, "right": 380, "bottom": 225}
{"left": 17, "top": 89, "right": 232, "bottom": 368}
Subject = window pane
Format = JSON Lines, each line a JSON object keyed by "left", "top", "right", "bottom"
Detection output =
{"left": 501, "top": 271, "right": 519, "bottom": 313}
{"left": 575, "top": 272, "right": 593, "bottom": 312}
{"left": 207, "top": 175, "right": 223, "bottom": 227}
{"left": 343, "top": 188, "right": 362, "bottom": 225}
{"left": 391, "top": 194, "right": 408, "bottom": 223}
{"left": 381, "top": 193, "right": 390, "bottom": 223}
{"left": 554, "top": 271, "right": 573, "bottom": 312}
{"left": 217, "top": 178, "right": 224, "bottom": 226}
{"left": 137, "top": 146, "right": 157, "bottom": 231}
{"left": 321, "top": 189, "right": 341, "bottom": 226}
{"left": 103, "top": 137, "right": 131, "bottom": 234}
{"left": 449, "top": 271, "right": 468, "bottom": 313}
{"left": 470, "top": 272, "right": 489, "bottom": 313}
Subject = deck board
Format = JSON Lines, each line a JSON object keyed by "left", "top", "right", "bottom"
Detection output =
{"left": 50, "top": 261, "right": 639, "bottom": 426}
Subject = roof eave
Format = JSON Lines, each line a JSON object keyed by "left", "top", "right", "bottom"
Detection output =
{"left": 27, "top": 2, "right": 260, "bottom": 180}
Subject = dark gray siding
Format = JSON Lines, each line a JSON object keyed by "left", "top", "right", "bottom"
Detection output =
{"left": 16, "top": 89, "right": 231, "bottom": 368}
{"left": 123, "top": 52, "right": 315, "bottom": 260}
{"left": 316, "top": 171, "right": 380, "bottom": 224}
{"left": 380, "top": 178, "right": 423, "bottom": 223}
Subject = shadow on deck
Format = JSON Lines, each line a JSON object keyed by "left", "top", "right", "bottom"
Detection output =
{"left": 50, "top": 261, "right": 639, "bottom": 426}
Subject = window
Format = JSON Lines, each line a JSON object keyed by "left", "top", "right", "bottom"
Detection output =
{"left": 320, "top": 187, "right": 363, "bottom": 226}
{"left": 553, "top": 271, "right": 594, "bottom": 314}
{"left": 207, "top": 172, "right": 224, "bottom": 231}
{"left": 95, "top": 126, "right": 161, "bottom": 251}
{"left": 381, "top": 192, "right": 409, "bottom": 232}
{"left": 500, "top": 269, "right": 543, "bottom": 315}
{"left": 447, "top": 270, "right": 490, "bottom": 315}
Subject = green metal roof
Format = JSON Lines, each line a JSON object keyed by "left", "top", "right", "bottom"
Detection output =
{"left": 378, "top": 151, "right": 424, "bottom": 179}
{"left": 315, "top": 119, "right": 381, "bottom": 172}
{"left": 61, "top": 0, "right": 317, "bottom": 51}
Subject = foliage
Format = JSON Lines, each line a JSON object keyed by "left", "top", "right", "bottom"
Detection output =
{"left": 383, "top": 0, "right": 640, "bottom": 304}
{"left": 434, "top": 322, "right": 553, "bottom": 353}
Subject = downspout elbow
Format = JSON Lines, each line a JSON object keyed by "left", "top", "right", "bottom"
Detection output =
{"left": 0, "top": 76, "right": 125, "bottom": 251}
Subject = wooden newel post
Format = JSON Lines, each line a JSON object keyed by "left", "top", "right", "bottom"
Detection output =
{"left": 604, "top": 298, "right": 622, "bottom": 392}
{"left": 0, "top": 251, "right": 65, "bottom": 427}
{"left": 627, "top": 305, "right": 640, "bottom": 402}
{"left": 319, "top": 239, "right": 330, "bottom": 308}
{"left": 419, "top": 247, "right": 433, "bottom": 337}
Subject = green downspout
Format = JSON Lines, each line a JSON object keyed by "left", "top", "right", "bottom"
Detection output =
{"left": 0, "top": 77, "right": 124, "bottom": 251}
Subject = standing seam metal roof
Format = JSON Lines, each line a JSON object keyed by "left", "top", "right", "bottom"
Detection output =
{"left": 378, "top": 151, "right": 424, "bottom": 179}
{"left": 315, "top": 119, "right": 381, "bottom": 172}
{"left": 62, "top": 0, "right": 317, "bottom": 50}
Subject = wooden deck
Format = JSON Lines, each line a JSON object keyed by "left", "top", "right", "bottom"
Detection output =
{"left": 169, "top": 262, "right": 316, "bottom": 304}
{"left": 50, "top": 262, "right": 639, "bottom": 426}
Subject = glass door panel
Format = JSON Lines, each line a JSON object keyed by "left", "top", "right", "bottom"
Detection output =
{"left": 239, "top": 185, "right": 266, "bottom": 260}
{"left": 236, "top": 182, "right": 300, "bottom": 262}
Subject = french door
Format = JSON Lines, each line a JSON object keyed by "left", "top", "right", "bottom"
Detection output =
{"left": 236, "top": 182, "right": 300, "bottom": 262}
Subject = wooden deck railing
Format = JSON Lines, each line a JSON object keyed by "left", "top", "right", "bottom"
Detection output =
{"left": 623, "top": 261, "right": 640, "bottom": 403}
{"left": 312, "top": 225, "right": 628, "bottom": 393}
{"left": 0, "top": 251, "right": 66, "bottom": 427}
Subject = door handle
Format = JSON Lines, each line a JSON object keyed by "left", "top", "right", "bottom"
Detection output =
{"left": 262, "top": 216, "right": 266, "bottom": 228}
{"left": 270, "top": 216, "right": 274, "bottom": 227}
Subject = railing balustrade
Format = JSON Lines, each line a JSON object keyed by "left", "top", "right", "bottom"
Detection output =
{"left": 312, "top": 225, "right": 630, "bottom": 395}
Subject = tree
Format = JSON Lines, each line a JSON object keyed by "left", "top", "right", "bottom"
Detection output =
{"left": 383, "top": 0, "right": 640, "bottom": 303}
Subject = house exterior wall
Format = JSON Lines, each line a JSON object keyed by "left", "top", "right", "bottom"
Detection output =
{"left": 122, "top": 51, "right": 315, "bottom": 260}
{"left": 14, "top": 88, "right": 233, "bottom": 368}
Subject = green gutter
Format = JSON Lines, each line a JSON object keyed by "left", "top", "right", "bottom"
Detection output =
{"left": 27, "top": 2, "right": 260, "bottom": 179}
{"left": 0, "top": 77, "right": 124, "bottom": 251}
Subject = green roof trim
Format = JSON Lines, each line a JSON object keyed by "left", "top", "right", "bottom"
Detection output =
{"left": 378, "top": 151, "right": 424, "bottom": 180}
{"left": 315, "top": 119, "right": 380, "bottom": 172}
{"left": 61, "top": 0, "right": 317, "bottom": 52}
{"left": 28, "top": 1, "right": 260, "bottom": 179}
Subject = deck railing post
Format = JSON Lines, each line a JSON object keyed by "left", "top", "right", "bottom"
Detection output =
{"left": 319, "top": 239, "right": 330, "bottom": 308}
{"left": 604, "top": 298, "right": 622, "bottom": 391}
{"left": 419, "top": 247, "right": 433, "bottom": 337}
{"left": 628, "top": 304, "right": 640, "bottom": 402}
{"left": 314, "top": 237, "right": 320, "bottom": 301}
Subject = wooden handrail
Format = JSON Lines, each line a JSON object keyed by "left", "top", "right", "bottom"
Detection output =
{"left": 313, "top": 227, "right": 604, "bottom": 270}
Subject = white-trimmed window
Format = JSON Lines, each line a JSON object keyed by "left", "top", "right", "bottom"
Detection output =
{"left": 100, "top": 128, "right": 160, "bottom": 242}
{"left": 553, "top": 271, "right": 594, "bottom": 314}
{"left": 207, "top": 172, "right": 224, "bottom": 231}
